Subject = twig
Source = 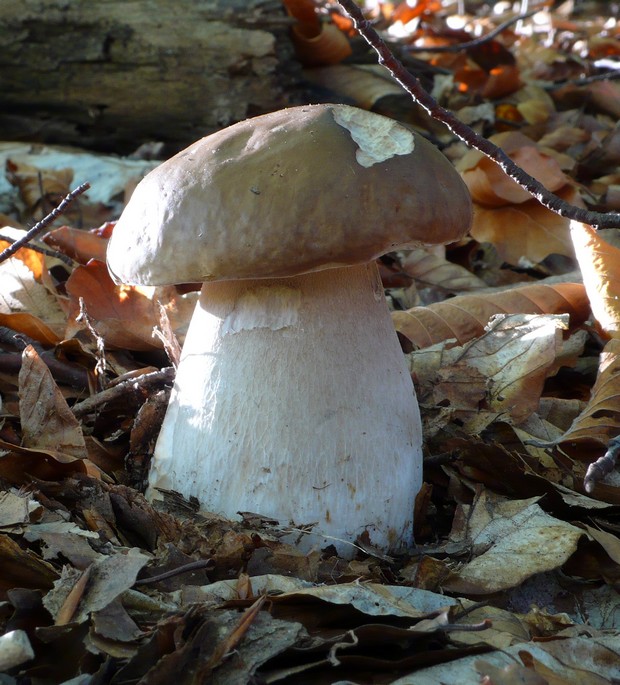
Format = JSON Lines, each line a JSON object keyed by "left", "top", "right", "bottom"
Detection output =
{"left": 0, "top": 232, "right": 76, "bottom": 267}
{"left": 406, "top": 8, "right": 540, "bottom": 53}
{"left": 584, "top": 435, "right": 620, "bottom": 493}
{"left": 548, "top": 69, "right": 620, "bottom": 89}
{"left": 336, "top": 0, "right": 620, "bottom": 229}
{"left": 134, "top": 559, "right": 214, "bottom": 586}
{"left": 0, "top": 183, "right": 90, "bottom": 265}
{"left": 71, "top": 366, "right": 175, "bottom": 418}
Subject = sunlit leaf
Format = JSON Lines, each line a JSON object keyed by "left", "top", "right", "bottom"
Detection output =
{"left": 393, "top": 281, "right": 589, "bottom": 349}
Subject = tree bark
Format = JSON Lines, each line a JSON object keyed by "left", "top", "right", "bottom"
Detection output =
{"left": 0, "top": 0, "right": 304, "bottom": 154}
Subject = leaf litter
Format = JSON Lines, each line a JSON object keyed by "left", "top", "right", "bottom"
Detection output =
{"left": 1, "top": 1, "right": 620, "bottom": 683}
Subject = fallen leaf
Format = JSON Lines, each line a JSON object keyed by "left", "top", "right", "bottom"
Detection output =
{"left": 393, "top": 282, "right": 589, "bottom": 350}
{"left": 401, "top": 246, "right": 488, "bottom": 294}
{"left": 444, "top": 492, "right": 584, "bottom": 594}
{"left": 569, "top": 221, "right": 620, "bottom": 339}
{"left": 557, "top": 338, "right": 620, "bottom": 449}
{"left": 65, "top": 260, "right": 162, "bottom": 350}
{"left": 458, "top": 132, "right": 569, "bottom": 207}
{"left": 43, "top": 548, "right": 149, "bottom": 624}
{"left": 18, "top": 345, "right": 87, "bottom": 459}
{"left": 43, "top": 224, "right": 108, "bottom": 263}
{"left": 470, "top": 185, "right": 581, "bottom": 266}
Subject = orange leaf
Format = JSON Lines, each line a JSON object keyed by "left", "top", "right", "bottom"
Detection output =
{"left": 458, "top": 132, "right": 569, "bottom": 207}
{"left": 0, "top": 312, "right": 62, "bottom": 345}
{"left": 43, "top": 225, "right": 108, "bottom": 263}
{"left": 393, "top": 282, "right": 589, "bottom": 349}
{"left": 569, "top": 222, "right": 620, "bottom": 339}
{"left": 470, "top": 185, "right": 580, "bottom": 266}
{"left": 65, "top": 260, "right": 164, "bottom": 350}
{"left": 0, "top": 237, "right": 45, "bottom": 280}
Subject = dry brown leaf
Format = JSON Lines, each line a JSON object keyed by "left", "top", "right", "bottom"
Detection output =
{"left": 0, "top": 439, "right": 98, "bottom": 486}
{"left": 302, "top": 64, "right": 405, "bottom": 110}
{"left": 401, "top": 247, "right": 487, "bottom": 294}
{"left": 0, "top": 533, "right": 58, "bottom": 594}
{"left": 0, "top": 231, "right": 67, "bottom": 334}
{"left": 0, "top": 233, "right": 45, "bottom": 280}
{"left": 0, "top": 312, "right": 62, "bottom": 345}
{"left": 65, "top": 260, "right": 162, "bottom": 351}
{"left": 569, "top": 221, "right": 620, "bottom": 339}
{"left": 6, "top": 159, "right": 73, "bottom": 216}
{"left": 470, "top": 185, "right": 581, "bottom": 266}
{"left": 409, "top": 313, "right": 578, "bottom": 424}
{"left": 43, "top": 225, "right": 108, "bottom": 264}
{"left": 393, "top": 281, "right": 589, "bottom": 349}
{"left": 458, "top": 132, "right": 569, "bottom": 207}
{"left": 291, "top": 23, "right": 352, "bottom": 66}
{"left": 558, "top": 338, "right": 620, "bottom": 449}
{"left": 44, "top": 548, "right": 149, "bottom": 625}
{"left": 443, "top": 492, "right": 584, "bottom": 595}
{"left": 18, "top": 344, "right": 87, "bottom": 459}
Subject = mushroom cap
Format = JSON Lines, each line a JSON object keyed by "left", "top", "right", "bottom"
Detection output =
{"left": 107, "top": 104, "right": 472, "bottom": 285}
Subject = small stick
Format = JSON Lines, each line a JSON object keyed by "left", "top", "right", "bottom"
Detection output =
{"left": 336, "top": 0, "right": 620, "bottom": 229}
{"left": 134, "top": 559, "right": 214, "bottom": 586}
{"left": 406, "top": 8, "right": 540, "bottom": 53}
{"left": 71, "top": 366, "right": 175, "bottom": 418}
{"left": 0, "top": 232, "right": 76, "bottom": 266}
{"left": 0, "top": 183, "right": 90, "bottom": 265}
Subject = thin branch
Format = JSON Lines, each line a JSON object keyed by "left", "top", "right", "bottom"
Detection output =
{"left": 0, "top": 183, "right": 90, "bottom": 265}
{"left": 0, "top": 232, "right": 76, "bottom": 267}
{"left": 134, "top": 559, "right": 214, "bottom": 586}
{"left": 71, "top": 366, "right": 175, "bottom": 418}
{"left": 406, "top": 8, "right": 540, "bottom": 53}
{"left": 548, "top": 69, "right": 620, "bottom": 89}
{"left": 336, "top": 0, "right": 620, "bottom": 229}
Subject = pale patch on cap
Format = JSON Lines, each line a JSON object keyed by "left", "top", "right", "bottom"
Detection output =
{"left": 332, "top": 107, "right": 415, "bottom": 167}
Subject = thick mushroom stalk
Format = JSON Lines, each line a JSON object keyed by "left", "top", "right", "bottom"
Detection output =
{"left": 149, "top": 262, "right": 422, "bottom": 554}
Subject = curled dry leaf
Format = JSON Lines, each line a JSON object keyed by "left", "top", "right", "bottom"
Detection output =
{"left": 302, "top": 64, "right": 406, "bottom": 110}
{"left": 393, "top": 281, "right": 589, "bottom": 350}
{"left": 569, "top": 221, "right": 620, "bottom": 339}
{"left": 18, "top": 344, "right": 87, "bottom": 459}
{"left": 457, "top": 131, "right": 570, "bottom": 207}
{"left": 557, "top": 338, "right": 620, "bottom": 449}
{"left": 291, "top": 23, "right": 352, "bottom": 66}
{"left": 43, "top": 224, "right": 108, "bottom": 264}
{"left": 284, "top": 0, "right": 351, "bottom": 66}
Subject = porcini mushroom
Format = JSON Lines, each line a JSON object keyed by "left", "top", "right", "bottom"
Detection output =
{"left": 106, "top": 104, "right": 472, "bottom": 555}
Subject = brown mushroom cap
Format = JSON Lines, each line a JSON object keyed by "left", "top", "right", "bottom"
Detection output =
{"left": 107, "top": 104, "right": 472, "bottom": 285}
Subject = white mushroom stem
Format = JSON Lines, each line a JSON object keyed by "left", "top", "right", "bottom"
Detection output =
{"left": 148, "top": 262, "right": 423, "bottom": 555}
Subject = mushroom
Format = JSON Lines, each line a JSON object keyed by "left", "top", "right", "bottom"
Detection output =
{"left": 106, "top": 104, "right": 472, "bottom": 555}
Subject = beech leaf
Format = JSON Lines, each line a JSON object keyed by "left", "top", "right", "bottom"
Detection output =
{"left": 557, "top": 338, "right": 620, "bottom": 448}
{"left": 393, "top": 282, "right": 589, "bottom": 350}
{"left": 570, "top": 221, "right": 620, "bottom": 339}
{"left": 18, "top": 344, "right": 87, "bottom": 459}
